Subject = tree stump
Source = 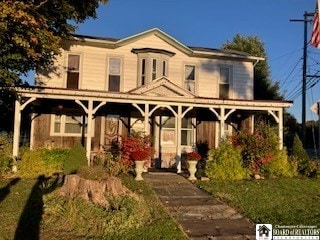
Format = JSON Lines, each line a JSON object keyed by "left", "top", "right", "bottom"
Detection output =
{"left": 59, "top": 174, "right": 136, "bottom": 209}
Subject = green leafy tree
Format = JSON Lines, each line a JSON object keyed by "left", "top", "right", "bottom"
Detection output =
{"left": 0, "top": 0, "right": 108, "bottom": 87}
{"left": 222, "top": 34, "right": 283, "bottom": 100}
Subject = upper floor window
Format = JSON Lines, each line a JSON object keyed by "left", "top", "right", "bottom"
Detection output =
{"left": 131, "top": 48, "right": 175, "bottom": 86}
{"left": 67, "top": 54, "right": 80, "bottom": 89}
{"left": 152, "top": 59, "right": 157, "bottom": 80}
{"left": 184, "top": 65, "right": 195, "bottom": 93}
{"left": 162, "top": 60, "right": 168, "bottom": 77}
{"left": 141, "top": 58, "right": 146, "bottom": 85}
{"left": 108, "top": 57, "right": 122, "bottom": 92}
{"left": 219, "top": 66, "right": 231, "bottom": 99}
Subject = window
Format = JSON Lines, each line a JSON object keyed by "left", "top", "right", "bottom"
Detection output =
{"left": 162, "top": 60, "right": 167, "bottom": 77}
{"left": 152, "top": 59, "right": 157, "bottom": 80}
{"left": 181, "top": 118, "right": 194, "bottom": 146}
{"left": 161, "top": 116, "right": 176, "bottom": 145}
{"left": 219, "top": 67, "right": 230, "bottom": 99}
{"left": 51, "top": 114, "right": 93, "bottom": 137}
{"left": 184, "top": 65, "right": 195, "bottom": 93}
{"left": 67, "top": 54, "right": 80, "bottom": 89}
{"left": 108, "top": 57, "right": 121, "bottom": 92}
{"left": 141, "top": 58, "right": 146, "bottom": 85}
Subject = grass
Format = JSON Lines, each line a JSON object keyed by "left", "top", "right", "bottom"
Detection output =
{"left": 0, "top": 175, "right": 187, "bottom": 240}
{"left": 197, "top": 177, "right": 320, "bottom": 225}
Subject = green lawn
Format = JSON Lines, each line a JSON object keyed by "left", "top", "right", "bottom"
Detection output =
{"left": 0, "top": 176, "right": 187, "bottom": 240}
{"left": 197, "top": 177, "right": 320, "bottom": 225}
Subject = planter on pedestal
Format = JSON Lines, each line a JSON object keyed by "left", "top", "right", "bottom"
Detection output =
{"left": 134, "top": 160, "right": 145, "bottom": 181}
{"left": 187, "top": 160, "right": 198, "bottom": 181}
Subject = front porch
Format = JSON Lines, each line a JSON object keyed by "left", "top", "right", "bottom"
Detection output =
{"left": 13, "top": 85, "right": 292, "bottom": 173}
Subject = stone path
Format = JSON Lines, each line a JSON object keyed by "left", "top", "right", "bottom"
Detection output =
{"left": 144, "top": 172, "right": 255, "bottom": 240}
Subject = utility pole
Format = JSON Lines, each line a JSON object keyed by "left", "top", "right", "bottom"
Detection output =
{"left": 290, "top": 11, "right": 313, "bottom": 147}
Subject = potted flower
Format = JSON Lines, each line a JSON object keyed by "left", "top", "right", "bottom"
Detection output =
{"left": 131, "top": 150, "right": 149, "bottom": 181}
{"left": 186, "top": 151, "right": 201, "bottom": 181}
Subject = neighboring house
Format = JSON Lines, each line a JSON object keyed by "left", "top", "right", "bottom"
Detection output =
{"left": 12, "top": 28, "right": 292, "bottom": 172}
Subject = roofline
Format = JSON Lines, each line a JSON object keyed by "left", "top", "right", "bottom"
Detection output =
{"left": 67, "top": 28, "right": 263, "bottom": 61}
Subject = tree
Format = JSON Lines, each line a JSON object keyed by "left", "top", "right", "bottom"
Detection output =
{"left": 0, "top": 0, "right": 108, "bottom": 87}
{"left": 0, "top": 0, "right": 108, "bottom": 132}
{"left": 222, "top": 34, "right": 283, "bottom": 100}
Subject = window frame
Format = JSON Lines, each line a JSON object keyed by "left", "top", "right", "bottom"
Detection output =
{"left": 66, "top": 53, "right": 82, "bottom": 89}
{"left": 184, "top": 64, "right": 197, "bottom": 94}
{"left": 219, "top": 65, "right": 232, "bottom": 99}
{"left": 50, "top": 114, "right": 94, "bottom": 137}
{"left": 181, "top": 117, "right": 195, "bottom": 146}
{"left": 107, "top": 56, "right": 123, "bottom": 92}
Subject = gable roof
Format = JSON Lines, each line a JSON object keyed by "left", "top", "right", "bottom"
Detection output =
{"left": 127, "top": 77, "right": 196, "bottom": 98}
{"left": 71, "top": 28, "right": 264, "bottom": 62}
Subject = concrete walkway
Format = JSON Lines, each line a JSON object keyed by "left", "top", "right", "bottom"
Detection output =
{"left": 144, "top": 172, "right": 255, "bottom": 240}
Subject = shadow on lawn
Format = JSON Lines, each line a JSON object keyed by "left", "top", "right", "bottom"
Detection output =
{"left": 0, "top": 178, "right": 21, "bottom": 203}
{"left": 14, "top": 174, "right": 63, "bottom": 240}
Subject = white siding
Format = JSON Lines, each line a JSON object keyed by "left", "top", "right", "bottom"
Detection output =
{"left": 36, "top": 32, "right": 254, "bottom": 100}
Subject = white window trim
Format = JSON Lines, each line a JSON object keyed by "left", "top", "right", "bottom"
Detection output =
{"left": 50, "top": 114, "right": 95, "bottom": 137}
{"left": 65, "top": 52, "right": 83, "bottom": 89}
{"left": 183, "top": 63, "right": 198, "bottom": 94}
{"left": 137, "top": 53, "right": 170, "bottom": 86}
{"left": 218, "top": 65, "right": 233, "bottom": 99}
{"left": 181, "top": 117, "right": 196, "bottom": 147}
{"left": 106, "top": 55, "right": 123, "bottom": 92}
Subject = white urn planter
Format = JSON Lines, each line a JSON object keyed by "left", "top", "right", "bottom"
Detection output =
{"left": 187, "top": 160, "right": 198, "bottom": 181}
{"left": 134, "top": 160, "right": 145, "bottom": 181}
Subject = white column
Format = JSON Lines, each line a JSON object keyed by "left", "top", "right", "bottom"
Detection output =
{"left": 13, "top": 100, "right": 22, "bottom": 158}
{"left": 176, "top": 105, "right": 182, "bottom": 173}
{"left": 220, "top": 107, "right": 225, "bottom": 140}
{"left": 278, "top": 109, "right": 283, "bottom": 150}
{"left": 144, "top": 104, "right": 150, "bottom": 135}
{"left": 29, "top": 113, "right": 36, "bottom": 150}
{"left": 86, "top": 100, "right": 93, "bottom": 164}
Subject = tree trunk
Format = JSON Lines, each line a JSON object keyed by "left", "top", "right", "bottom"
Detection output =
{"left": 59, "top": 174, "right": 136, "bottom": 209}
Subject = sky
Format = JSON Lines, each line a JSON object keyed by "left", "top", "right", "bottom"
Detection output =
{"left": 73, "top": 0, "right": 319, "bottom": 122}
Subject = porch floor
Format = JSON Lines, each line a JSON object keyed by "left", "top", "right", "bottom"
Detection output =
{"left": 144, "top": 172, "right": 255, "bottom": 240}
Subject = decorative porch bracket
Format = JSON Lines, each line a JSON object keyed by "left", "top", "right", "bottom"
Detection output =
{"left": 13, "top": 97, "right": 36, "bottom": 158}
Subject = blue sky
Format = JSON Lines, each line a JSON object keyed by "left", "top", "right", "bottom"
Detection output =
{"left": 73, "top": 0, "right": 319, "bottom": 122}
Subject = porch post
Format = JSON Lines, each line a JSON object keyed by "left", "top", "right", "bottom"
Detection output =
{"left": 144, "top": 104, "right": 150, "bottom": 135}
{"left": 29, "top": 113, "right": 36, "bottom": 150}
{"left": 86, "top": 100, "right": 93, "bottom": 164}
{"left": 220, "top": 107, "right": 225, "bottom": 140}
{"left": 176, "top": 105, "right": 182, "bottom": 173}
{"left": 13, "top": 100, "right": 22, "bottom": 159}
{"left": 278, "top": 109, "right": 283, "bottom": 150}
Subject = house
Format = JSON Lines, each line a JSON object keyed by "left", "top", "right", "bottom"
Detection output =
{"left": 12, "top": 28, "right": 292, "bottom": 172}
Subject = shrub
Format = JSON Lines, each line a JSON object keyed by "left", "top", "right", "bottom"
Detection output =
{"left": 0, "top": 156, "right": 12, "bottom": 175}
{"left": 291, "top": 134, "right": 313, "bottom": 176}
{"left": 63, "top": 142, "right": 87, "bottom": 174}
{"left": 92, "top": 151, "right": 129, "bottom": 176}
{"left": 206, "top": 139, "right": 249, "bottom": 180}
{"left": 117, "top": 131, "right": 154, "bottom": 168}
{"left": 17, "top": 149, "right": 65, "bottom": 178}
{"left": 77, "top": 165, "right": 109, "bottom": 180}
{"left": 262, "top": 148, "right": 297, "bottom": 177}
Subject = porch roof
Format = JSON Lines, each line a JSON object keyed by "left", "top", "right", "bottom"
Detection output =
{"left": 16, "top": 86, "right": 292, "bottom": 111}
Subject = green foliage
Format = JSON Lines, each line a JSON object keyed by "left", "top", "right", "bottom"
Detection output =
{"left": 0, "top": 0, "right": 108, "bottom": 86}
{"left": 17, "top": 148, "right": 66, "bottom": 178}
{"left": 290, "top": 133, "right": 318, "bottom": 177}
{"left": 0, "top": 132, "right": 13, "bottom": 174}
{"left": 222, "top": 34, "right": 283, "bottom": 100}
{"left": 262, "top": 148, "right": 297, "bottom": 177}
{"left": 206, "top": 139, "right": 249, "bottom": 180}
{"left": 63, "top": 142, "right": 87, "bottom": 174}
